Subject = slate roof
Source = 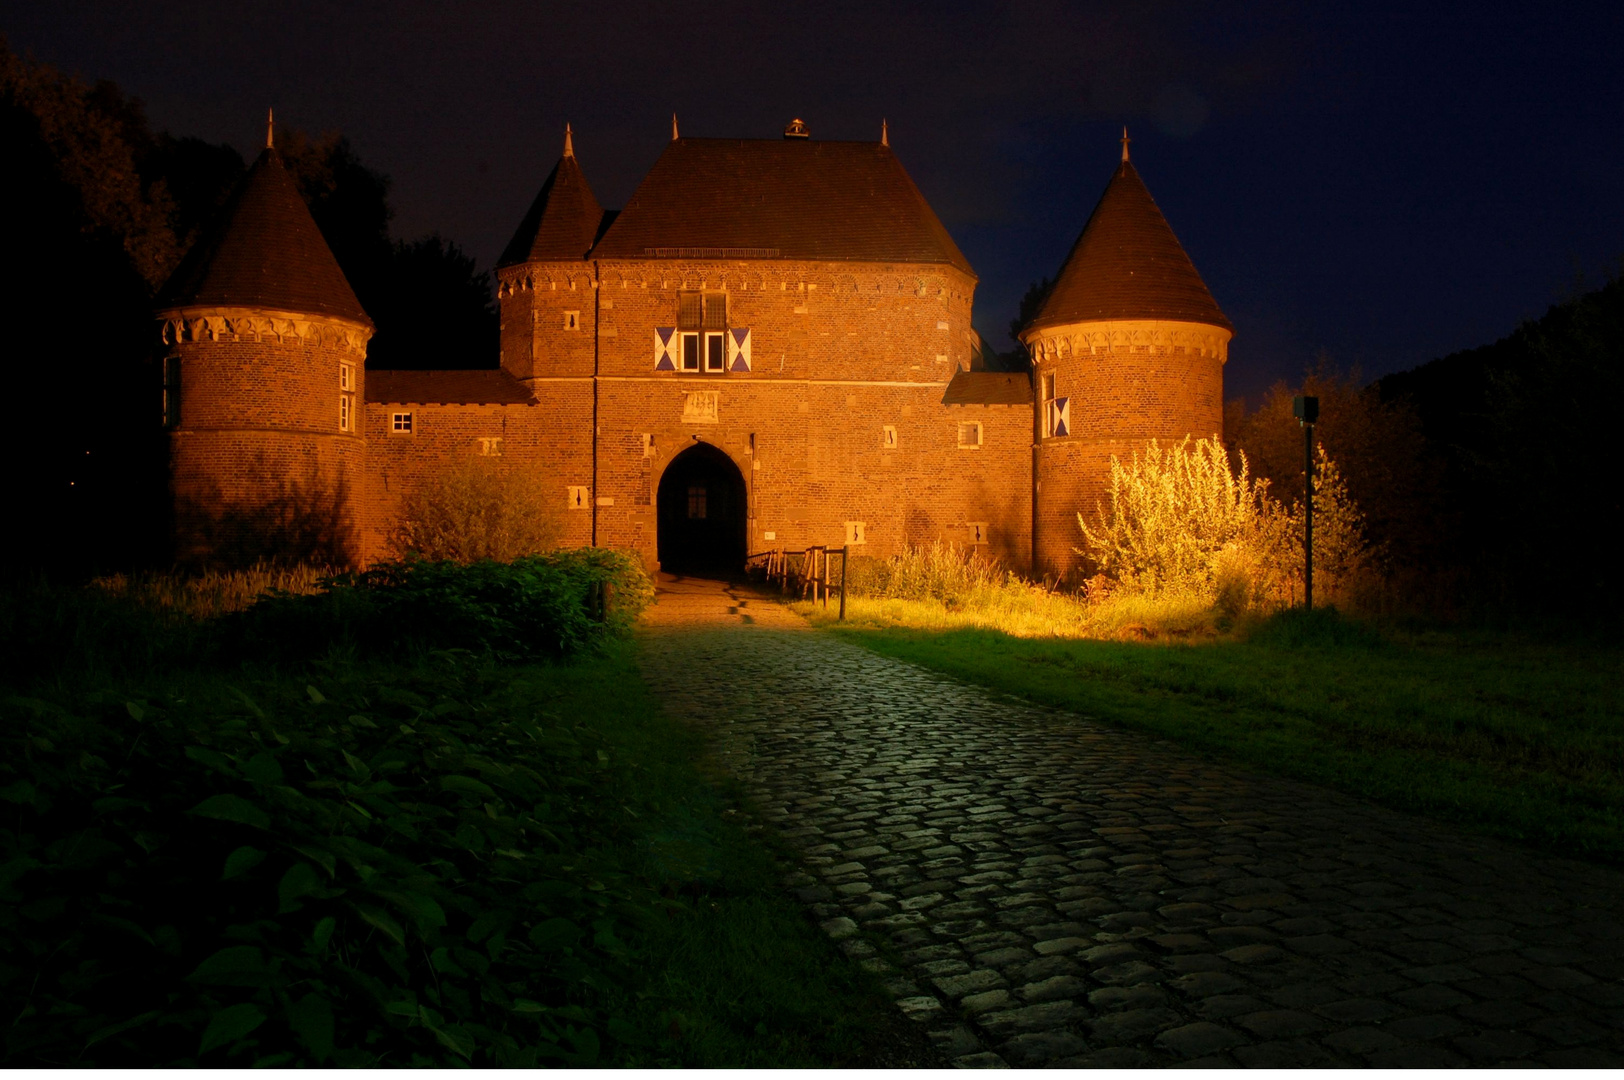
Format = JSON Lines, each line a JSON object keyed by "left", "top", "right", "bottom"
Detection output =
{"left": 156, "top": 147, "right": 371, "bottom": 326}
{"left": 366, "top": 369, "right": 536, "bottom": 405}
{"left": 588, "top": 138, "right": 974, "bottom": 275}
{"left": 498, "top": 145, "right": 606, "bottom": 266}
{"left": 941, "top": 369, "right": 1033, "bottom": 405}
{"left": 1029, "top": 159, "right": 1230, "bottom": 334}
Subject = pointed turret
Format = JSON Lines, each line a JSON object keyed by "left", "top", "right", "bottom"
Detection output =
{"left": 1021, "top": 137, "right": 1232, "bottom": 584}
{"left": 1028, "top": 152, "right": 1230, "bottom": 334}
{"left": 497, "top": 127, "right": 607, "bottom": 265}
{"left": 157, "top": 146, "right": 371, "bottom": 326}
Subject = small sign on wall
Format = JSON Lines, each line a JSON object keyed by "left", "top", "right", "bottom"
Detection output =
{"left": 682, "top": 391, "right": 720, "bottom": 424}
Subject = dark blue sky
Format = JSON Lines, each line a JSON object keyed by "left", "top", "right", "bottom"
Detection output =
{"left": 6, "top": 0, "right": 1620, "bottom": 400}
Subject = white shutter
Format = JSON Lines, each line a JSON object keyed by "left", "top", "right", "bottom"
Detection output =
{"left": 654, "top": 327, "right": 677, "bottom": 370}
{"left": 729, "top": 327, "right": 751, "bottom": 372}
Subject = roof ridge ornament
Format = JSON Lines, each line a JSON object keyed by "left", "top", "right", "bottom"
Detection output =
{"left": 783, "top": 117, "right": 810, "bottom": 139}
{"left": 266, "top": 108, "right": 274, "bottom": 150}
{"left": 563, "top": 122, "right": 574, "bottom": 159}
{"left": 881, "top": 119, "right": 889, "bottom": 147}
{"left": 1121, "top": 125, "right": 1130, "bottom": 163}
{"left": 672, "top": 113, "right": 678, "bottom": 140}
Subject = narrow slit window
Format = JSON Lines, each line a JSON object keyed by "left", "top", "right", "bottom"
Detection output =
{"left": 162, "top": 356, "right": 181, "bottom": 428}
{"left": 339, "top": 394, "right": 353, "bottom": 432}
{"left": 681, "top": 332, "right": 702, "bottom": 371}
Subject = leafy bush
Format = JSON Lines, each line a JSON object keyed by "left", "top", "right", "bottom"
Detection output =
{"left": 227, "top": 552, "right": 652, "bottom": 665}
{"left": 1243, "top": 604, "right": 1386, "bottom": 650}
{"left": 389, "top": 457, "right": 563, "bottom": 563}
{"left": 0, "top": 659, "right": 662, "bottom": 1066}
{"left": 91, "top": 563, "right": 330, "bottom": 620}
{"left": 1078, "top": 437, "right": 1378, "bottom": 613}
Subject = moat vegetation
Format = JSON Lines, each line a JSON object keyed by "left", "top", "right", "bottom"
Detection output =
{"left": 0, "top": 559, "right": 903, "bottom": 1067}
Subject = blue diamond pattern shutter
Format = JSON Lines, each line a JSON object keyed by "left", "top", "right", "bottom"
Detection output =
{"left": 729, "top": 328, "right": 752, "bottom": 371}
{"left": 654, "top": 327, "right": 677, "bottom": 370}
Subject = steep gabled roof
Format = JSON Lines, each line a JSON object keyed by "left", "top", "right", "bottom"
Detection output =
{"left": 156, "top": 146, "right": 371, "bottom": 326}
{"left": 942, "top": 369, "right": 1033, "bottom": 405}
{"left": 1029, "top": 157, "right": 1230, "bottom": 334}
{"left": 498, "top": 132, "right": 605, "bottom": 266}
{"left": 588, "top": 137, "right": 974, "bottom": 275}
{"left": 366, "top": 368, "right": 536, "bottom": 405}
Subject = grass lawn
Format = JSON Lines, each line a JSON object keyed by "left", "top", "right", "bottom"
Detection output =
{"left": 1, "top": 569, "right": 913, "bottom": 1067}
{"left": 803, "top": 600, "right": 1624, "bottom": 865}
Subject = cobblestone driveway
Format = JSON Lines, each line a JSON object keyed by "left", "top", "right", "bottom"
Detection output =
{"left": 637, "top": 577, "right": 1624, "bottom": 1067}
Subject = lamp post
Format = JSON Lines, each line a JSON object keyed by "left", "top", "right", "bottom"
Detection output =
{"left": 1293, "top": 395, "right": 1319, "bottom": 610}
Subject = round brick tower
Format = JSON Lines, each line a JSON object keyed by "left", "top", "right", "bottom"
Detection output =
{"left": 1021, "top": 134, "right": 1232, "bottom": 583}
{"left": 155, "top": 127, "right": 374, "bottom": 567}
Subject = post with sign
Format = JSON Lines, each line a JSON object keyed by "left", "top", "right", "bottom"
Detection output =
{"left": 1293, "top": 395, "right": 1319, "bottom": 610}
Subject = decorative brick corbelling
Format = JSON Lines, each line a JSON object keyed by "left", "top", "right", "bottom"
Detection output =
{"left": 1024, "top": 318, "right": 1231, "bottom": 364}
{"left": 156, "top": 306, "right": 374, "bottom": 356}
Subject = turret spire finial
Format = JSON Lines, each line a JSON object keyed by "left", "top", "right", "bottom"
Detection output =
{"left": 672, "top": 112, "right": 679, "bottom": 140}
{"left": 1121, "top": 125, "right": 1130, "bottom": 163}
{"left": 563, "top": 123, "right": 574, "bottom": 159}
{"left": 266, "top": 108, "right": 274, "bottom": 150}
{"left": 881, "top": 119, "right": 889, "bottom": 147}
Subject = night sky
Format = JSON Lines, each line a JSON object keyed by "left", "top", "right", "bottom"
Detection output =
{"left": 6, "top": 0, "right": 1621, "bottom": 401}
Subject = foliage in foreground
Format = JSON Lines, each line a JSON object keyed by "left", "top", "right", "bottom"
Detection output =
{"left": 1, "top": 563, "right": 893, "bottom": 1067}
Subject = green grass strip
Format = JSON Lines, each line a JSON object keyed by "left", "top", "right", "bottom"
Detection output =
{"left": 819, "top": 619, "right": 1624, "bottom": 865}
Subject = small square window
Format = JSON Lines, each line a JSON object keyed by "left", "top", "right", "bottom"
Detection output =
{"left": 339, "top": 362, "right": 354, "bottom": 391}
{"left": 957, "top": 421, "right": 982, "bottom": 449}
{"left": 563, "top": 311, "right": 579, "bottom": 331}
{"left": 391, "top": 412, "right": 414, "bottom": 434}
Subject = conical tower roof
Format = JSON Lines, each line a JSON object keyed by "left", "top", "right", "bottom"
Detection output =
{"left": 157, "top": 146, "right": 371, "bottom": 326}
{"left": 1029, "top": 153, "right": 1230, "bottom": 334}
{"left": 498, "top": 129, "right": 605, "bottom": 266}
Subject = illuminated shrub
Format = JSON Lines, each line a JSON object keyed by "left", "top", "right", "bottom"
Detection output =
{"left": 389, "top": 457, "right": 561, "bottom": 564}
{"left": 1078, "top": 437, "right": 1377, "bottom": 610}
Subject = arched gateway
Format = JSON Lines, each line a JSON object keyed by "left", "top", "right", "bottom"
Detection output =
{"left": 656, "top": 443, "right": 747, "bottom": 576}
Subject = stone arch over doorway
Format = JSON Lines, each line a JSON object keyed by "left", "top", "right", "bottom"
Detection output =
{"left": 656, "top": 442, "right": 747, "bottom": 576}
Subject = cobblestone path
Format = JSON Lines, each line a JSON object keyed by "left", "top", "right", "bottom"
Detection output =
{"left": 637, "top": 577, "right": 1624, "bottom": 1067}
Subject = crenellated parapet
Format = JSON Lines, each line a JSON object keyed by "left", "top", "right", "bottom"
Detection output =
{"left": 158, "top": 307, "right": 372, "bottom": 355}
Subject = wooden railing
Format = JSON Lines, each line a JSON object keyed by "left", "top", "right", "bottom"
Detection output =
{"left": 747, "top": 544, "right": 849, "bottom": 620}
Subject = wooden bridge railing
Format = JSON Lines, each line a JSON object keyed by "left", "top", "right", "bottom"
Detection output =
{"left": 746, "top": 544, "right": 849, "bottom": 620}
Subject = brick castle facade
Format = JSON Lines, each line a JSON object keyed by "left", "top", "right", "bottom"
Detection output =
{"left": 154, "top": 120, "right": 1230, "bottom": 581}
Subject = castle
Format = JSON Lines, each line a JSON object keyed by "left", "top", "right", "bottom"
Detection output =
{"left": 154, "top": 119, "right": 1230, "bottom": 581}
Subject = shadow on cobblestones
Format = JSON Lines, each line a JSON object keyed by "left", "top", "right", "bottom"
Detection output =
{"left": 636, "top": 576, "right": 1624, "bottom": 1067}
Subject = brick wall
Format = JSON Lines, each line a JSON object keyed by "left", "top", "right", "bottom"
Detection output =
{"left": 162, "top": 314, "right": 368, "bottom": 567}
{"left": 1028, "top": 319, "right": 1227, "bottom": 582}
{"left": 359, "top": 394, "right": 592, "bottom": 560}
